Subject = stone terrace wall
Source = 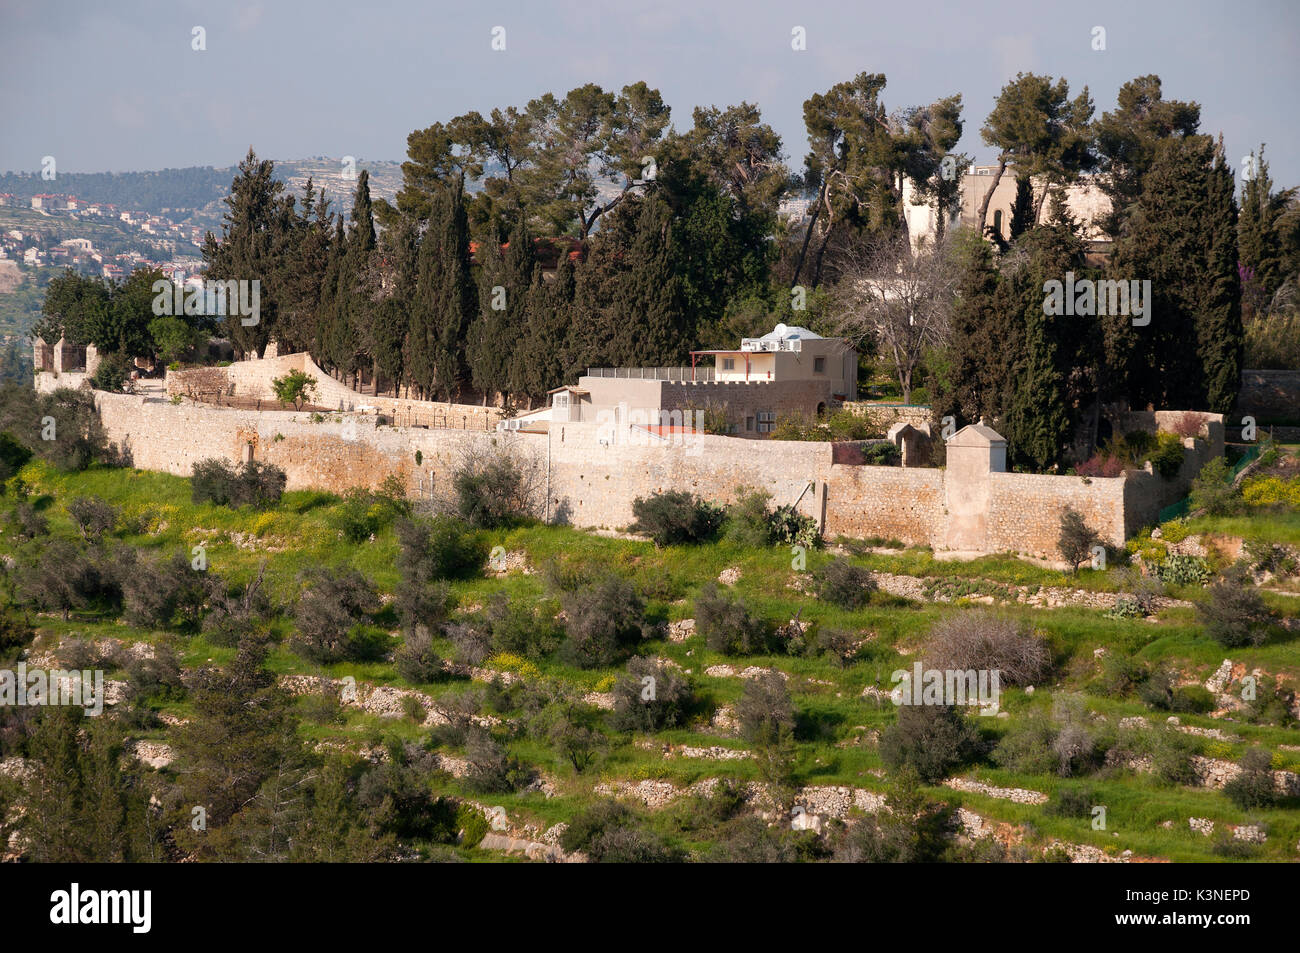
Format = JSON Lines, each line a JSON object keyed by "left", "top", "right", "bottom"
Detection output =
{"left": 166, "top": 352, "right": 505, "bottom": 430}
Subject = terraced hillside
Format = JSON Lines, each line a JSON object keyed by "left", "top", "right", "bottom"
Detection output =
{"left": 1, "top": 442, "right": 1298, "bottom": 863}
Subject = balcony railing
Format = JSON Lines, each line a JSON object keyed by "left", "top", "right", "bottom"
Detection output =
{"left": 585, "top": 367, "right": 715, "bottom": 381}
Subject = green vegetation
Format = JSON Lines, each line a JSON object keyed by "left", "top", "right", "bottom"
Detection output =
{"left": 1, "top": 450, "right": 1296, "bottom": 863}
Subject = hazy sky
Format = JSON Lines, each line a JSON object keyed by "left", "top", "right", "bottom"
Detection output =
{"left": 2, "top": 0, "right": 1298, "bottom": 188}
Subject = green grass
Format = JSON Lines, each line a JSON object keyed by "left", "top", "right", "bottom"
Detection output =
{"left": 6, "top": 460, "right": 1300, "bottom": 861}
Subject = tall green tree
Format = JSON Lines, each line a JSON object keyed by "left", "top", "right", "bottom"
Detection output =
{"left": 1094, "top": 75, "right": 1201, "bottom": 238}
{"left": 975, "top": 73, "right": 1095, "bottom": 236}
{"left": 1238, "top": 145, "right": 1297, "bottom": 319}
{"left": 201, "top": 148, "right": 295, "bottom": 357}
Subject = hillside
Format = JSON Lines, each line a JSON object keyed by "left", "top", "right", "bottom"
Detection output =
{"left": 1, "top": 423, "right": 1297, "bottom": 863}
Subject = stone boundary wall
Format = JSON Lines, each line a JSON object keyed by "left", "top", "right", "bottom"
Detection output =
{"left": 824, "top": 465, "right": 945, "bottom": 545}
{"left": 843, "top": 402, "right": 932, "bottom": 431}
{"left": 89, "top": 392, "right": 1213, "bottom": 559}
{"left": 166, "top": 352, "right": 505, "bottom": 430}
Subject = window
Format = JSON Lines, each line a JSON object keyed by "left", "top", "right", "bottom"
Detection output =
{"left": 746, "top": 416, "right": 754, "bottom": 432}
{"left": 757, "top": 410, "right": 775, "bottom": 433}
{"left": 722, "top": 357, "right": 735, "bottom": 370}
{"left": 814, "top": 356, "right": 825, "bottom": 373}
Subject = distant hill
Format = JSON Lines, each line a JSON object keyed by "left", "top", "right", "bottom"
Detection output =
{"left": 0, "top": 158, "right": 404, "bottom": 227}
{"left": 0, "top": 167, "right": 231, "bottom": 214}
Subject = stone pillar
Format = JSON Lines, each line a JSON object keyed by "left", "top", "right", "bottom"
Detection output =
{"left": 942, "top": 420, "right": 1007, "bottom": 552}
{"left": 84, "top": 343, "right": 101, "bottom": 378}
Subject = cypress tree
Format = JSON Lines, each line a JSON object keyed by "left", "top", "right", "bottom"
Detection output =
{"left": 466, "top": 229, "right": 509, "bottom": 403}
{"left": 1197, "top": 141, "right": 1243, "bottom": 414}
{"left": 427, "top": 180, "right": 475, "bottom": 402}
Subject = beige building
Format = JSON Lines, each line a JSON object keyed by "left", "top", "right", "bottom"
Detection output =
{"left": 902, "top": 165, "right": 1112, "bottom": 260}
{"left": 523, "top": 324, "right": 857, "bottom": 438}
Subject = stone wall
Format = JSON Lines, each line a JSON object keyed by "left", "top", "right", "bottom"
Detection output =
{"left": 166, "top": 352, "right": 505, "bottom": 430}
{"left": 89, "top": 392, "right": 1214, "bottom": 559}
{"left": 843, "top": 402, "right": 932, "bottom": 432}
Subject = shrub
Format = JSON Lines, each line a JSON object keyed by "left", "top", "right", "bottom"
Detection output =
{"left": 1189, "top": 457, "right": 1238, "bottom": 515}
{"left": 291, "top": 567, "right": 381, "bottom": 664}
{"left": 450, "top": 446, "right": 538, "bottom": 529}
{"left": 609, "top": 656, "right": 693, "bottom": 733}
{"left": 463, "top": 726, "right": 529, "bottom": 794}
{"left": 0, "top": 607, "right": 35, "bottom": 659}
{"left": 332, "top": 483, "right": 410, "bottom": 543}
{"left": 631, "top": 490, "right": 725, "bottom": 546}
{"left": 815, "top": 558, "right": 876, "bottom": 609}
{"left": 1044, "top": 786, "right": 1095, "bottom": 818}
{"left": 832, "top": 769, "right": 955, "bottom": 863}
{"left": 1076, "top": 452, "right": 1124, "bottom": 478}
{"left": 455, "top": 803, "right": 490, "bottom": 848}
{"left": 1058, "top": 506, "right": 1098, "bottom": 572}
{"left": 1169, "top": 412, "right": 1208, "bottom": 439}
{"left": 1158, "top": 554, "right": 1210, "bottom": 587}
{"left": 694, "top": 583, "right": 771, "bottom": 655}
{"left": 394, "top": 626, "right": 444, "bottom": 684}
{"left": 1197, "top": 567, "right": 1271, "bottom": 647}
{"left": 993, "top": 697, "right": 1104, "bottom": 778}
{"left": 1094, "top": 651, "right": 1148, "bottom": 698}
{"left": 66, "top": 495, "right": 117, "bottom": 542}
{"left": 922, "top": 613, "right": 1052, "bottom": 686}
{"left": 445, "top": 620, "right": 491, "bottom": 666}
{"left": 1242, "top": 475, "right": 1300, "bottom": 510}
{"left": 1149, "top": 432, "right": 1187, "bottom": 480}
{"left": 396, "top": 516, "right": 481, "bottom": 581}
{"left": 736, "top": 671, "right": 794, "bottom": 746}
{"left": 879, "top": 703, "right": 980, "bottom": 783}
{"left": 120, "top": 551, "right": 212, "bottom": 631}
{"left": 483, "top": 592, "right": 562, "bottom": 660}
{"left": 558, "top": 575, "right": 649, "bottom": 669}
{"left": 11, "top": 502, "right": 47, "bottom": 539}
{"left": 722, "top": 489, "right": 775, "bottom": 548}
{"left": 860, "top": 441, "right": 901, "bottom": 466}
{"left": 1223, "top": 748, "right": 1278, "bottom": 810}
{"left": 89, "top": 352, "right": 130, "bottom": 393}
{"left": 191, "top": 458, "right": 286, "bottom": 508}
{"left": 805, "top": 627, "right": 859, "bottom": 667}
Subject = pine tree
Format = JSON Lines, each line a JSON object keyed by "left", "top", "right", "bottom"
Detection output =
{"left": 201, "top": 148, "right": 293, "bottom": 357}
